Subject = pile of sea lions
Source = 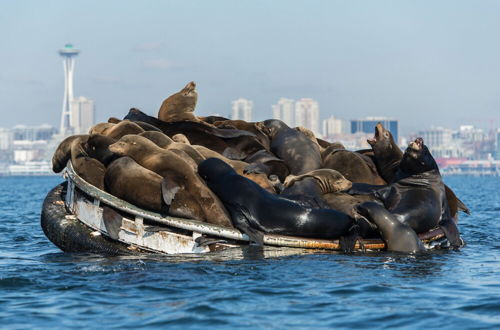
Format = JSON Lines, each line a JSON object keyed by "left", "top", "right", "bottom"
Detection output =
{"left": 52, "top": 81, "right": 470, "bottom": 253}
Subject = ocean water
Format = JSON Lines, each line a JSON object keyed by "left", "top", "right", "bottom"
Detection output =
{"left": 0, "top": 175, "right": 499, "bottom": 329}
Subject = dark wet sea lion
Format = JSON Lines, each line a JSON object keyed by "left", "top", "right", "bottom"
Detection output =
{"left": 85, "top": 134, "right": 119, "bottom": 166}
{"left": 244, "top": 149, "right": 290, "bottom": 182}
{"left": 158, "top": 81, "right": 199, "bottom": 122}
{"left": 107, "top": 117, "right": 162, "bottom": 132}
{"left": 198, "top": 158, "right": 355, "bottom": 244}
{"left": 322, "top": 148, "right": 386, "bottom": 185}
{"left": 108, "top": 135, "right": 232, "bottom": 227}
{"left": 356, "top": 202, "right": 424, "bottom": 252}
{"left": 199, "top": 115, "right": 230, "bottom": 124}
{"left": 105, "top": 157, "right": 164, "bottom": 212}
{"left": 52, "top": 134, "right": 89, "bottom": 173}
{"left": 259, "top": 119, "right": 321, "bottom": 175}
{"left": 349, "top": 138, "right": 462, "bottom": 247}
{"left": 192, "top": 145, "right": 275, "bottom": 193}
{"left": 367, "top": 123, "right": 469, "bottom": 217}
{"left": 125, "top": 108, "right": 264, "bottom": 159}
{"left": 214, "top": 119, "right": 271, "bottom": 150}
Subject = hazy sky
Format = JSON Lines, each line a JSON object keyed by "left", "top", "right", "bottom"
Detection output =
{"left": 1, "top": 0, "right": 499, "bottom": 135}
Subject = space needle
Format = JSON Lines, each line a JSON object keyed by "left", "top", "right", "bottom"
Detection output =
{"left": 59, "top": 43, "right": 79, "bottom": 134}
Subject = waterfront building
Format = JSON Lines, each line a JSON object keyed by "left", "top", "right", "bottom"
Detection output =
{"left": 295, "top": 98, "right": 320, "bottom": 135}
{"left": 59, "top": 43, "right": 80, "bottom": 135}
{"left": 351, "top": 117, "right": 398, "bottom": 142}
{"left": 71, "top": 96, "right": 95, "bottom": 134}
{"left": 12, "top": 125, "right": 57, "bottom": 142}
{"left": 322, "top": 116, "right": 345, "bottom": 137}
{"left": 0, "top": 128, "right": 11, "bottom": 151}
{"left": 231, "top": 98, "right": 253, "bottom": 121}
{"left": 271, "top": 98, "right": 295, "bottom": 127}
{"left": 496, "top": 129, "right": 500, "bottom": 160}
{"left": 417, "top": 127, "right": 453, "bottom": 149}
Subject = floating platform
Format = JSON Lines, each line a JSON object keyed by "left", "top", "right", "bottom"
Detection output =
{"left": 41, "top": 162, "right": 450, "bottom": 255}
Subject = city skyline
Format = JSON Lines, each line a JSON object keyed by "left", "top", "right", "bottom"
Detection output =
{"left": 1, "top": 1, "right": 500, "bottom": 136}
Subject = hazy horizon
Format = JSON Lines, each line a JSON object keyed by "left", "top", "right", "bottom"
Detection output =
{"left": 1, "top": 0, "right": 500, "bottom": 136}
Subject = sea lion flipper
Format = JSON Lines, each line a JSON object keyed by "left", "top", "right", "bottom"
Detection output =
{"left": 439, "top": 218, "right": 464, "bottom": 248}
{"left": 456, "top": 198, "right": 470, "bottom": 215}
{"left": 160, "top": 178, "right": 181, "bottom": 205}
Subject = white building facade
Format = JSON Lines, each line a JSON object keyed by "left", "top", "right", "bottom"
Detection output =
{"left": 231, "top": 98, "right": 253, "bottom": 122}
{"left": 71, "top": 96, "right": 95, "bottom": 134}
{"left": 295, "top": 98, "right": 320, "bottom": 135}
{"left": 271, "top": 98, "right": 295, "bottom": 127}
{"left": 322, "top": 116, "right": 344, "bottom": 137}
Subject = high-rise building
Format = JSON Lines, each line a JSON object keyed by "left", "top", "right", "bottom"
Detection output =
{"left": 271, "top": 98, "right": 295, "bottom": 127}
{"left": 231, "top": 98, "right": 253, "bottom": 121}
{"left": 295, "top": 98, "right": 320, "bottom": 135}
{"left": 495, "top": 129, "right": 500, "bottom": 160}
{"left": 59, "top": 43, "right": 79, "bottom": 135}
{"left": 322, "top": 116, "right": 344, "bottom": 137}
{"left": 351, "top": 117, "right": 398, "bottom": 142}
{"left": 417, "top": 127, "right": 453, "bottom": 149}
{"left": 71, "top": 96, "right": 95, "bottom": 134}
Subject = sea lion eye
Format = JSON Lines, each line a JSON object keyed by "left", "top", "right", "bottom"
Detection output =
{"left": 384, "top": 132, "right": 389, "bottom": 138}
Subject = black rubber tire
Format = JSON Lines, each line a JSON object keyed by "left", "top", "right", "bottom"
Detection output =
{"left": 40, "top": 182, "right": 139, "bottom": 255}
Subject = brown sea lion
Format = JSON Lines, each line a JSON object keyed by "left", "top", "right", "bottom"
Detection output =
{"left": 70, "top": 137, "right": 106, "bottom": 190}
{"left": 172, "top": 133, "right": 191, "bottom": 144}
{"left": 108, "top": 135, "right": 232, "bottom": 227}
{"left": 126, "top": 108, "right": 264, "bottom": 159}
{"left": 105, "top": 157, "right": 164, "bottom": 212}
{"left": 158, "top": 81, "right": 199, "bottom": 122}
{"left": 104, "top": 120, "right": 145, "bottom": 140}
{"left": 139, "top": 131, "right": 205, "bottom": 165}
{"left": 89, "top": 123, "right": 114, "bottom": 135}
{"left": 52, "top": 134, "right": 89, "bottom": 173}
{"left": 284, "top": 169, "right": 353, "bottom": 193}
{"left": 295, "top": 126, "right": 324, "bottom": 153}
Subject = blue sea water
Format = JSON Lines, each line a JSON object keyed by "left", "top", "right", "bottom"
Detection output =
{"left": 0, "top": 175, "right": 499, "bottom": 329}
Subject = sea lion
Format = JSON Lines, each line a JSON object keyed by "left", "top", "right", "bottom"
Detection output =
{"left": 284, "top": 169, "right": 353, "bottom": 193}
{"left": 356, "top": 202, "right": 424, "bottom": 253}
{"left": 70, "top": 137, "right": 106, "bottom": 190}
{"left": 52, "top": 134, "right": 88, "bottom": 173}
{"left": 295, "top": 126, "right": 324, "bottom": 153}
{"left": 259, "top": 119, "right": 322, "bottom": 175}
{"left": 85, "top": 134, "right": 118, "bottom": 166}
{"left": 198, "top": 157, "right": 355, "bottom": 244}
{"left": 104, "top": 120, "right": 145, "bottom": 140}
{"left": 158, "top": 81, "right": 199, "bottom": 122}
{"left": 214, "top": 119, "right": 271, "bottom": 150}
{"left": 199, "top": 115, "right": 230, "bottom": 124}
{"left": 367, "top": 123, "right": 470, "bottom": 218}
{"left": 322, "top": 148, "right": 386, "bottom": 185}
{"left": 139, "top": 131, "right": 205, "bottom": 165}
{"left": 105, "top": 157, "right": 164, "bottom": 212}
{"left": 349, "top": 138, "right": 462, "bottom": 247}
{"left": 126, "top": 108, "right": 265, "bottom": 159}
{"left": 244, "top": 149, "right": 290, "bottom": 182}
{"left": 108, "top": 135, "right": 232, "bottom": 227}
{"left": 192, "top": 145, "right": 275, "bottom": 193}
{"left": 172, "top": 133, "right": 190, "bottom": 144}
{"left": 89, "top": 123, "right": 114, "bottom": 135}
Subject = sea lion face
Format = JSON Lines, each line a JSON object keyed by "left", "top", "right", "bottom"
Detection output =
{"left": 109, "top": 135, "right": 145, "bottom": 156}
{"left": 261, "top": 119, "right": 287, "bottom": 138}
{"left": 367, "top": 122, "right": 394, "bottom": 150}
{"left": 399, "top": 138, "right": 438, "bottom": 174}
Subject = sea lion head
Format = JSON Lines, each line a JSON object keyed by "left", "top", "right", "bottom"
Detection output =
{"left": 172, "top": 133, "right": 191, "bottom": 144}
{"left": 109, "top": 135, "right": 153, "bottom": 157}
{"left": 260, "top": 119, "right": 288, "bottom": 138}
{"left": 399, "top": 138, "right": 438, "bottom": 174}
{"left": 89, "top": 122, "right": 114, "bottom": 135}
{"left": 181, "top": 81, "right": 197, "bottom": 97}
{"left": 198, "top": 158, "right": 235, "bottom": 182}
{"left": 367, "top": 122, "right": 396, "bottom": 151}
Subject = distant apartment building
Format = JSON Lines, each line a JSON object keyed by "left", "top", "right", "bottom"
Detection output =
{"left": 10, "top": 125, "right": 57, "bottom": 163}
{"left": 322, "top": 116, "right": 345, "bottom": 137}
{"left": 0, "top": 128, "right": 12, "bottom": 151}
{"left": 416, "top": 127, "right": 473, "bottom": 158}
{"left": 71, "top": 96, "right": 95, "bottom": 134}
{"left": 418, "top": 127, "right": 453, "bottom": 149}
{"left": 271, "top": 98, "right": 295, "bottom": 127}
{"left": 231, "top": 98, "right": 253, "bottom": 122}
{"left": 295, "top": 98, "right": 320, "bottom": 135}
{"left": 351, "top": 117, "right": 398, "bottom": 142}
